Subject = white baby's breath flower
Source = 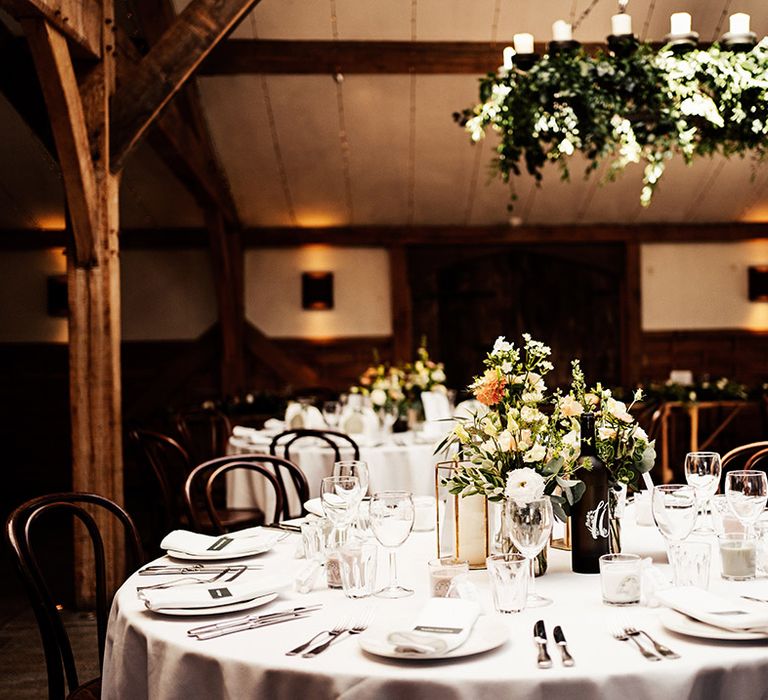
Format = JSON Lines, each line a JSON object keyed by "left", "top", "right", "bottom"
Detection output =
{"left": 492, "top": 336, "right": 513, "bottom": 356}
{"left": 505, "top": 467, "right": 546, "bottom": 503}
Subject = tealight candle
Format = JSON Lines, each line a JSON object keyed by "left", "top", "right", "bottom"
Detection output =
{"left": 611, "top": 13, "right": 632, "bottom": 36}
{"left": 599, "top": 553, "right": 641, "bottom": 605}
{"left": 670, "top": 12, "right": 691, "bottom": 36}
{"left": 552, "top": 20, "right": 572, "bottom": 42}
{"left": 718, "top": 533, "right": 756, "bottom": 580}
{"left": 729, "top": 12, "right": 750, "bottom": 35}
{"left": 513, "top": 33, "right": 534, "bottom": 55}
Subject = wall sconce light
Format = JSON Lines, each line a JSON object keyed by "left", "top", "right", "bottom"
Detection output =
{"left": 302, "top": 271, "right": 334, "bottom": 310}
{"left": 748, "top": 265, "right": 768, "bottom": 302}
{"left": 46, "top": 274, "right": 68, "bottom": 317}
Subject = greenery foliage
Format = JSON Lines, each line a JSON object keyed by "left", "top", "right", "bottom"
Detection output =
{"left": 456, "top": 39, "right": 768, "bottom": 206}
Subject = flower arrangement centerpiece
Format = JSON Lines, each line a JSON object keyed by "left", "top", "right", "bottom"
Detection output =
{"left": 566, "top": 361, "right": 657, "bottom": 489}
{"left": 437, "top": 335, "right": 585, "bottom": 571}
{"left": 351, "top": 343, "right": 447, "bottom": 422}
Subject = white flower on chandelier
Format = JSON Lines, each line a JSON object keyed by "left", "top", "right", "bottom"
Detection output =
{"left": 505, "top": 467, "right": 546, "bottom": 503}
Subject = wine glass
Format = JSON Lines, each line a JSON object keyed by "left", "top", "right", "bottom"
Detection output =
{"left": 333, "top": 460, "right": 370, "bottom": 495}
{"left": 505, "top": 498, "right": 553, "bottom": 608}
{"left": 376, "top": 404, "right": 399, "bottom": 437}
{"left": 322, "top": 401, "right": 341, "bottom": 429}
{"left": 652, "top": 484, "right": 697, "bottom": 572}
{"left": 369, "top": 491, "right": 415, "bottom": 598}
{"left": 320, "top": 475, "right": 363, "bottom": 531}
{"left": 725, "top": 470, "right": 768, "bottom": 537}
{"left": 684, "top": 451, "right": 722, "bottom": 534}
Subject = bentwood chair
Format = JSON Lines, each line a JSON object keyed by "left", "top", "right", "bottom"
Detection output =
{"left": 174, "top": 407, "right": 232, "bottom": 465}
{"left": 5, "top": 493, "right": 143, "bottom": 700}
{"left": 745, "top": 447, "right": 768, "bottom": 472}
{"left": 128, "top": 429, "right": 192, "bottom": 534}
{"left": 721, "top": 441, "right": 768, "bottom": 483}
{"left": 184, "top": 454, "right": 308, "bottom": 529}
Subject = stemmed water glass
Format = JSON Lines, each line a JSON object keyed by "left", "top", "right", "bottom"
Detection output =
{"left": 369, "top": 491, "right": 415, "bottom": 598}
{"left": 333, "top": 460, "right": 370, "bottom": 495}
{"left": 322, "top": 401, "right": 342, "bottom": 429}
{"left": 652, "top": 484, "right": 697, "bottom": 572}
{"left": 725, "top": 470, "right": 768, "bottom": 537}
{"left": 684, "top": 452, "right": 722, "bottom": 534}
{"left": 320, "top": 475, "right": 364, "bottom": 534}
{"left": 505, "top": 498, "right": 553, "bottom": 608}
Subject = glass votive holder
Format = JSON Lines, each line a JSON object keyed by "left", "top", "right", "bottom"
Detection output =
{"left": 486, "top": 553, "right": 528, "bottom": 614}
{"left": 338, "top": 541, "right": 378, "bottom": 598}
{"left": 711, "top": 495, "right": 746, "bottom": 536}
{"left": 413, "top": 496, "right": 437, "bottom": 532}
{"left": 428, "top": 557, "right": 469, "bottom": 598}
{"left": 301, "top": 517, "right": 331, "bottom": 562}
{"left": 599, "top": 553, "right": 641, "bottom": 606}
{"left": 718, "top": 532, "right": 756, "bottom": 581}
{"left": 756, "top": 522, "right": 768, "bottom": 575}
{"left": 668, "top": 541, "right": 711, "bottom": 589}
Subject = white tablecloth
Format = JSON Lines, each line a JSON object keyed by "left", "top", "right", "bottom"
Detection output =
{"left": 103, "top": 509, "right": 768, "bottom": 700}
{"left": 226, "top": 432, "right": 442, "bottom": 514}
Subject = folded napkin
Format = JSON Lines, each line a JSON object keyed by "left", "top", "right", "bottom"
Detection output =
{"left": 421, "top": 391, "right": 453, "bottom": 422}
{"left": 656, "top": 586, "right": 768, "bottom": 632}
{"left": 231, "top": 426, "right": 273, "bottom": 445}
{"left": 160, "top": 529, "right": 281, "bottom": 557}
{"left": 138, "top": 573, "right": 289, "bottom": 611}
{"left": 285, "top": 403, "right": 325, "bottom": 429}
{"left": 339, "top": 406, "right": 379, "bottom": 439}
{"left": 263, "top": 418, "right": 284, "bottom": 432}
{"left": 386, "top": 598, "right": 481, "bottom": 656}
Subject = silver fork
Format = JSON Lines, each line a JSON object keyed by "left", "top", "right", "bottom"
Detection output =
{"left": 612, "top": 630, "right": 661, "bottom": 661}
{"left": 302, "top": 608, "right": 374, "bottom": 658}
{"left": 136, "top": 568, "right": 230, "bottom": 592}
{"left": 285, "top": 617, "right": 350, "bottom": 656}
{"left": 624, "top": 627, "right": 680, "bottom": 659}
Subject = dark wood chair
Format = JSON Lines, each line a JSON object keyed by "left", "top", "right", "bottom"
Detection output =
{"left": 270, "top": 428, "right": 360, "bottom": 463}
{"left": 745, "top": 447, "right": 768, "bottom": 472}
{"left": 5, "top": 492, "right": 143, "bottom": 700}
{"left": 184, "top": 454, "right": 308, "bottom": 528}
{"left": 174, "top": 407, "right": 232, "bottom": 465}
{"left": 202, "top": 463, "right": 284, "bottom": 532}
{"left": 721, "top": 441, "right": 768, "bottom": 482}
{"left": 128, "top": 429, "right": 192, "bottom": 533}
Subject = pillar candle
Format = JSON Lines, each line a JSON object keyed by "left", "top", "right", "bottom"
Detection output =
{"left": 611, "top": 13, "right": 632, "bottom": 36}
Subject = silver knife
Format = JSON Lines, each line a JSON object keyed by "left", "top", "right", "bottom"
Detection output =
{"left": 553, "top": 625, "right": 574, "bottom": 666}
{"left": 533, "top": 620, "right": 553, "bottom": 669}
{"left": 187, "top": 604, "right": 323, "bottom": 636}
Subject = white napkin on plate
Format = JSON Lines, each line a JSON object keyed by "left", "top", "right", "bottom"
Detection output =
{"left": 263, "top": 418, "right": 284, "bottom": 432}
{"left": 231, "top": 426, "right": 273, "bottom": 445}
{"left": 160, "top": 529, "right": 281, "bottom": 557}
{"left": 386, "top": 598, "right": 481, "bottom": 656}
{"left": 138, "top": 574, "right": 289, "bottom": 611}
{"left": 656, "top": 586, "right": 768, "bottom": 632}
{"left": 420, "top": 391, "right": 453, "bottom": 421}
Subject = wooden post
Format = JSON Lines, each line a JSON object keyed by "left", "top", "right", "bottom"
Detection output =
{"left": 22, "top": 4, "right": 123, "bottom": 605}
{"left": 621, "top": 241, "right": 642, "bottom": 388}
{"left": 390, "top": 246, "right": 413, "bottom": 364}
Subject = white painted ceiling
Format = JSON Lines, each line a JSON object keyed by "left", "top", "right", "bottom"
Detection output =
{"left": 2, "top": 0, "right": 768, "bottom": 230}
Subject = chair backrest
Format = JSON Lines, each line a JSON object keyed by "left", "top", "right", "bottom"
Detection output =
{"left": 128, "top": 429, "right": 192, "bottom": 531}
{"left": 203, "top": 462, "right": 284, "bottom": 531}
{"left": 721, "top": 441, "right": 768, "bottom": 481}
{"left": 184, "top": 454, "right": 309, "bottom": 527}
{"left": 5, "top": 493, "right": 143, "bottom": 700}
{"left": 174, "top": 407, "right": 232, "bottom": 465}
{"left": 745, "top": 447, "right": 768, "bottom": 472}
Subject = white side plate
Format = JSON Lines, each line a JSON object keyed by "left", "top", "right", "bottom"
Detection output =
{"left": 659, "top": 608, "right": 768, "bottom": 641}
{"left": 150, "top": 592, "right": 279, "bottom": 617}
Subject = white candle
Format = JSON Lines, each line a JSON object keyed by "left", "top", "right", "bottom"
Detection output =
{"left": 456, "top": 494, "right": 487, "bottom": 568}
{"left": 502, "top": 46, "right": 515, "bottom": 69}
{"left": 552, "top": 20, "right": 572, "bottom": 42}
{"left": 611, "top": 13, "right": 632, "bottom": 36}
{"left": 513, "top": 32, "right": 534, "bottom": 55}
{"left": 729, "top": 12, "right": 750, "bottom": 34}
{"left": 670, "top": 12, "right": 691, "bottom": 35}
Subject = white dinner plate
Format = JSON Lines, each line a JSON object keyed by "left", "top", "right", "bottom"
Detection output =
{"left": 150, "top": 592, "right": 278, "bottom": 617}
{"left": 359, "top": 615, "right": 509, "bottom": 660}
{"left": 304, "top": 498, "right": 324, "bottom": 517}
{"left": 659, "top": 608, "right": 768, "bottom": 641}
{"left": 165, "top": 543, "right": 275, "bottom": 561}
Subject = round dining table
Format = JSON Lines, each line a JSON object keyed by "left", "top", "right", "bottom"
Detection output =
{"left": 227, "top": 430, "right": 444, "bottom": 514}
{"left": 102, "top": 507, "right": 768, "bottom": 700}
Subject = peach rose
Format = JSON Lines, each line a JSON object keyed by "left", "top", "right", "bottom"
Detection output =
{"left": 473, "top": 370, "right": 507, "bottom": 406}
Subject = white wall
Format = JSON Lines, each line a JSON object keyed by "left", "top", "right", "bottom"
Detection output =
{"left": 245, "top": 247, "right": 392, "bottom": 338}
{"left": 641, "top": 241, "right": 768, "bottom": 331}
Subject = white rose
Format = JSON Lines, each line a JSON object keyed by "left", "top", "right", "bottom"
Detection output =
{"left": 520, "top": 406, "right": 544, "bottom": 424}
{"left": 497, "top": 430, "right": 513, "bottom": 451}
{"left": 607, "top": 398, "right": 633, "bottom": 423}
{"left": 632, "top": 425, "right": 648, "bottom": 441}
{"left": 523, "top": 444, "right": 547, "bottom": 463}
{"left": 560, "top": 395, "right": 584, "bottom": 418}
{"left": 505, "top": 467, "right": 546, "bottom": 503}
{"left": 370, "top": 388, "right": 387, "bottom": 406}
{"left": 598, "top": 425, "right": 617, "bottom": 440}
{"left": 431, "top": 368, "right": 446, "bottom": 383}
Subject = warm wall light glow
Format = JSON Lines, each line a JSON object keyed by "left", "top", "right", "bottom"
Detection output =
{"left": 741, "top": 204, "right": 768, "bottom": 223}
{"left": 295, "top": 211, "right": 345, "bottom": 228}
{"left": 43, "top": 247, "right": 67, "bottom": 272}
{"left": 36, "top": 214, "right": 66, "bottom": 231}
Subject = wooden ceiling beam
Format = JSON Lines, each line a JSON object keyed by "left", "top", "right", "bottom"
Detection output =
{"left": 110, "top": 0, "right": 263, "bottom": 172}
{"left": 8, "top": 0, "right": 102, "bottom": 59}
{"left": 197, "top": 39, "right": 712, "bottom": 76}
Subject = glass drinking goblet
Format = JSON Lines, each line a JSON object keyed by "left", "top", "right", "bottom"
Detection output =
{"left": 684, "top": 451, "right": 721, "bottom": 534}
{"left": 505, "top": 497, "right": 553, "bottom": 608}
{"left": 369, "top": 490, "right": 415, "bottom": 598}
{"left": 333, "top": 460, "right": 370, "bottom": 495}
{"left": 725, "top": 470, "right": 768, "bottom": 538}
{"left": 322, "top": 401, "right": 341, "bottom": 429}
{"left": 652, "top": 484, "right": 697, "bottom": 571}
{"left": 320, "top": 475, "right": 363, "bottom": 532}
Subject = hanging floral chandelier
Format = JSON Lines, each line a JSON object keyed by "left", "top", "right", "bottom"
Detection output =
{"left": 456, "top": 5, "right": 768, "bottom": 207}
